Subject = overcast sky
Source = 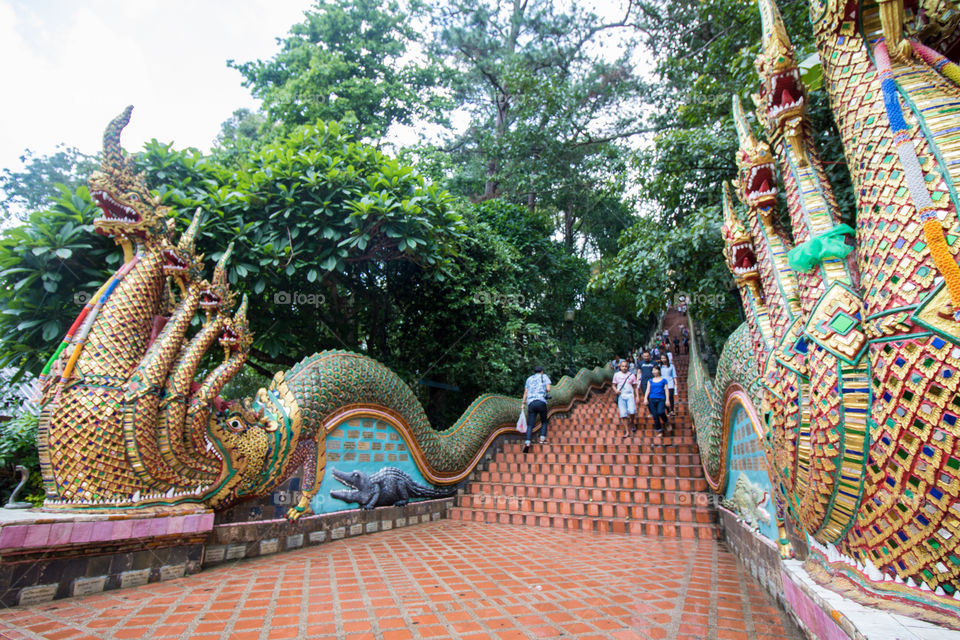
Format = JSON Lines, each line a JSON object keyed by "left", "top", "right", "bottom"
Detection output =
{"left": 0, "top": 0, "right": 315, "bottom": 172}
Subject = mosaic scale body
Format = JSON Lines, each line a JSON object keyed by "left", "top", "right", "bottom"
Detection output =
{"left": 690, "top": 0, "right": 960, "bottom": 626}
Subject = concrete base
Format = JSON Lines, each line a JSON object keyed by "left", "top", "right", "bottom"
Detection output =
{"left": 0, "top": 506, "right": 212, "bottom": 607}
{"left": 718, "top": 507, "right": 960, "bottom": 640}
{"left": 0, "top": 497, "right": 453, "bottom": 607}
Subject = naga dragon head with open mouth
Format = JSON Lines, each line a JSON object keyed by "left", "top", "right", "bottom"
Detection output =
{"left": 754, "top": 0, "right": 809, "bottom": 166}
{"left": 732, "top": 95, "right": 779, "bottom": 223}
{"left": 200, "top": 243, "right": 235, "bottom": 314}
{"left": 88, "top": 107, "right": 169, "bottom": 263}
{"left": 721, "top": 181, "right": 762, "bottom": 295}
{"left": 161, "top": 209, "right": 206, "bottom": 290}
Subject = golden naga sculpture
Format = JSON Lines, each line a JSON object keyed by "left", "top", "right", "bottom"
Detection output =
{"left": 36, "top": 107, "right": 612, "bottom": 521}
{"left": 692, "top": 0, "right": 960, "bottom": 626}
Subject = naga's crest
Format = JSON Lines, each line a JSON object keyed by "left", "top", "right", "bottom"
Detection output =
{"left": 721, "top": 182, "right": 760, "bottom": 287}
{"left": 89, "top": 106, "right": 167, "bottom": 244}
{"left": 732, "top": 95, "right": 778, "bottom": 215}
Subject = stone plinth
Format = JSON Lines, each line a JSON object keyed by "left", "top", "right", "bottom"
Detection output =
{"left": 0, "top": 506, "right": 213, "bottom": 607}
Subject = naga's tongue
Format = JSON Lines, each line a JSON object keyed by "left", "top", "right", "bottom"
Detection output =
{"left": 737, "top": 253, "right": 754, "bottom": 269}
{"left": 778, "top": 86, "right": 797, "bottom": 106}
{"left": 759, "top": 179, "right": 771, "bottom": 194}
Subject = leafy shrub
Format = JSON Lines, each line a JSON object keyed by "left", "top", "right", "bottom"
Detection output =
{"left": 0, "top": 409, "right": 43, "bottom": 506}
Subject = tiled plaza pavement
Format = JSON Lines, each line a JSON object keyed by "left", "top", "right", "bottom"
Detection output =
{"left": 0, "top": 520, "right": 801, "bottom": 640}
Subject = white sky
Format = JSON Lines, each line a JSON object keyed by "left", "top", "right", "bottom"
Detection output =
{"left": 0, "top": 0, "right": 649, "bottom": 183}
{"left": 0, "top": 0, "right": 315, "bottom": 172}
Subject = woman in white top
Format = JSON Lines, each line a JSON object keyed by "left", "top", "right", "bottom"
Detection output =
{"left": 658, "top": 354, "right": 677, "bottom": 417}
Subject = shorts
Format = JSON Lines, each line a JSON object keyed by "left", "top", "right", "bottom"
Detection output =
{"left": 617, "top": 395, "right": 636, "bottom": 418}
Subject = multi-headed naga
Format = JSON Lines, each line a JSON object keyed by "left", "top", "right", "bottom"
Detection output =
{"left": 693, "top": 0, "right": 960, "bottom": 625}
{"left": 36, "top": 107, "right": 611, "bottom": 520}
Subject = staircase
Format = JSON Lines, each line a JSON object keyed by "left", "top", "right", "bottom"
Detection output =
{"left": 451, "top": 343, "right": 720, "bottom": 539}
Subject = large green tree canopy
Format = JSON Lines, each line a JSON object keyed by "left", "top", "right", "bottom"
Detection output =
{"left": 228, "top": 0, "right": 450, "bottom": 139}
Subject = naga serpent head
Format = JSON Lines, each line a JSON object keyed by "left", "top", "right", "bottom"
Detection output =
{"left": 162, "top": 209, "right": 205, "bottom": 285}
{"left": 89, "top": 107, "right": 168, "bottom": 254}
{"left": 201, "top": 243, "right": 236, "bottom": 313}
{"left": 754, "top": 0, "right": 808, "bottom": 166}
{"left": 721, "top": 182, "right": 762, "bottom": 291}
{"left": 732, "top": 95, "right": 778, "bottom": 221}
{"left": 219, "top": 292, "right": 252, "bottom": 354}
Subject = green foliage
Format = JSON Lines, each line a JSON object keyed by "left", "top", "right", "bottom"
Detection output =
{"left": 591, "top": 206, "right": 742, "bottom": 354}
{"left": 213, "top": 108, "right": 269, "bottom": 165}
{"left": 228, "top": 0, "right": 450, "bottom": 139}
{"left": 220, "top": 368, "right": 273, "bottom": 400}
{"left": 428, "top": 0, "right": 645, "bottom": 251}
{"left": 0, "top": 186, "right": 114, "bottom": 378}
{"left": 0, "top": 411, "right": 44, "bottom": 506}
{"left": 0, "top": 146, "right": 99, "bottom": 220}
{"left": 137, "top": 121, "right": 464, "bottom": 364}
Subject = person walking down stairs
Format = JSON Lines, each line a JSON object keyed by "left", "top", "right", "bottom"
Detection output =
{"left": 521, "top": 365, "right": 551, "bottom": 450}
{"left": 659, "top": 353, "right": 677, "bottom": 418}
{"left": 611, "top": 360, "right": 639, "bottom": 440}
{"left": 643, "top": 367, "right": 672, "bottom": 437}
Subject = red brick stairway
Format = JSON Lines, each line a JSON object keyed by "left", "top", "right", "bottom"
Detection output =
{"left": 451, "top": 350, "right": 720, "bottom": 538}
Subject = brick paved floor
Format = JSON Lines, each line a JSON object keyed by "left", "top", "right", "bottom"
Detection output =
{"left": 0, "top": 520, "right": 801, "bottom": 640}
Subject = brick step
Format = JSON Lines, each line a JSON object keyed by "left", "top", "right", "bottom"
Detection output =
{"left": 546, "top": 414, "right": 692, "bottom": 422}
{"left": 555, "top": 405, "right": 691, "bottom": 414}
{"left": 501, "top": 442, "right": 701, "bottom": 455}
{"left": 551, "top": 411, "right": 692, "bottom": 420}
{"left": 551, "top": 412, "right": 691, "bottom": 422}
{"left": 478, "top": 467, "right": 704, "bottom": 486}
{"left": 463, "top": 481, "right": 712, "bottom": 504}
{"left": 454, "top": 496, "right": 717, "bottom": 523}
{"left": 470, "top": 474, "right": 709, "bottom": 492}
{"left": 527, "top": 436, "right": 700, "bottom": 446}
{"left": 448, "top": 508, "right": 719, "bottom": 539}
{"left": 495, "top": 451, "right": 702, "bottom": 466}
{"left": 484, "top": 458, "right": 705, "bottom": 473}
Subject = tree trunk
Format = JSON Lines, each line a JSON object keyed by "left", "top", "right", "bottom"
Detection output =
{"left": 564, "top": 203, "right": 575, "bottom": 251}
{"left": 483, "top": 92, "right": 510, "bottom": 200}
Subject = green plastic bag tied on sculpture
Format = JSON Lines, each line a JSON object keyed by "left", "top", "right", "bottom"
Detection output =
{"left": 786, "top": 224, "right": 855, "bottom": 272}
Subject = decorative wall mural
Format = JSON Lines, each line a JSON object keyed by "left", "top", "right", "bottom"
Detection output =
{"left": 312, "top": 417, "right": 454, "bottom": 513}
{"left": 721, "top": 402, "right": 777, "bottom": 541}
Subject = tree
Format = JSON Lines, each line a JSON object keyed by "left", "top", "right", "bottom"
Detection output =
{"left": 590, "top": 205, "right": 742, "bottom": 353}
{"left": 0, "top": 146, "right": 99, "bottom": 221}
{"left": 629, "top": 0, "right": 852, "bottom": 227}
{"left": 429, "top": 0, "right": 647, "bottom": 251}
{"left": 0, "top": 122, "right": 464, "bottom": 380}
{"left": 228, "top": 0, "right": 449, "bottom": 139}
{"left": 213, "top": 108, "right": 269, "bottom": 165}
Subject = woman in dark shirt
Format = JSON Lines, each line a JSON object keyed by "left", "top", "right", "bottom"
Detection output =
{"left": 643, "top": 366, "right": 672, "bottom": 436}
